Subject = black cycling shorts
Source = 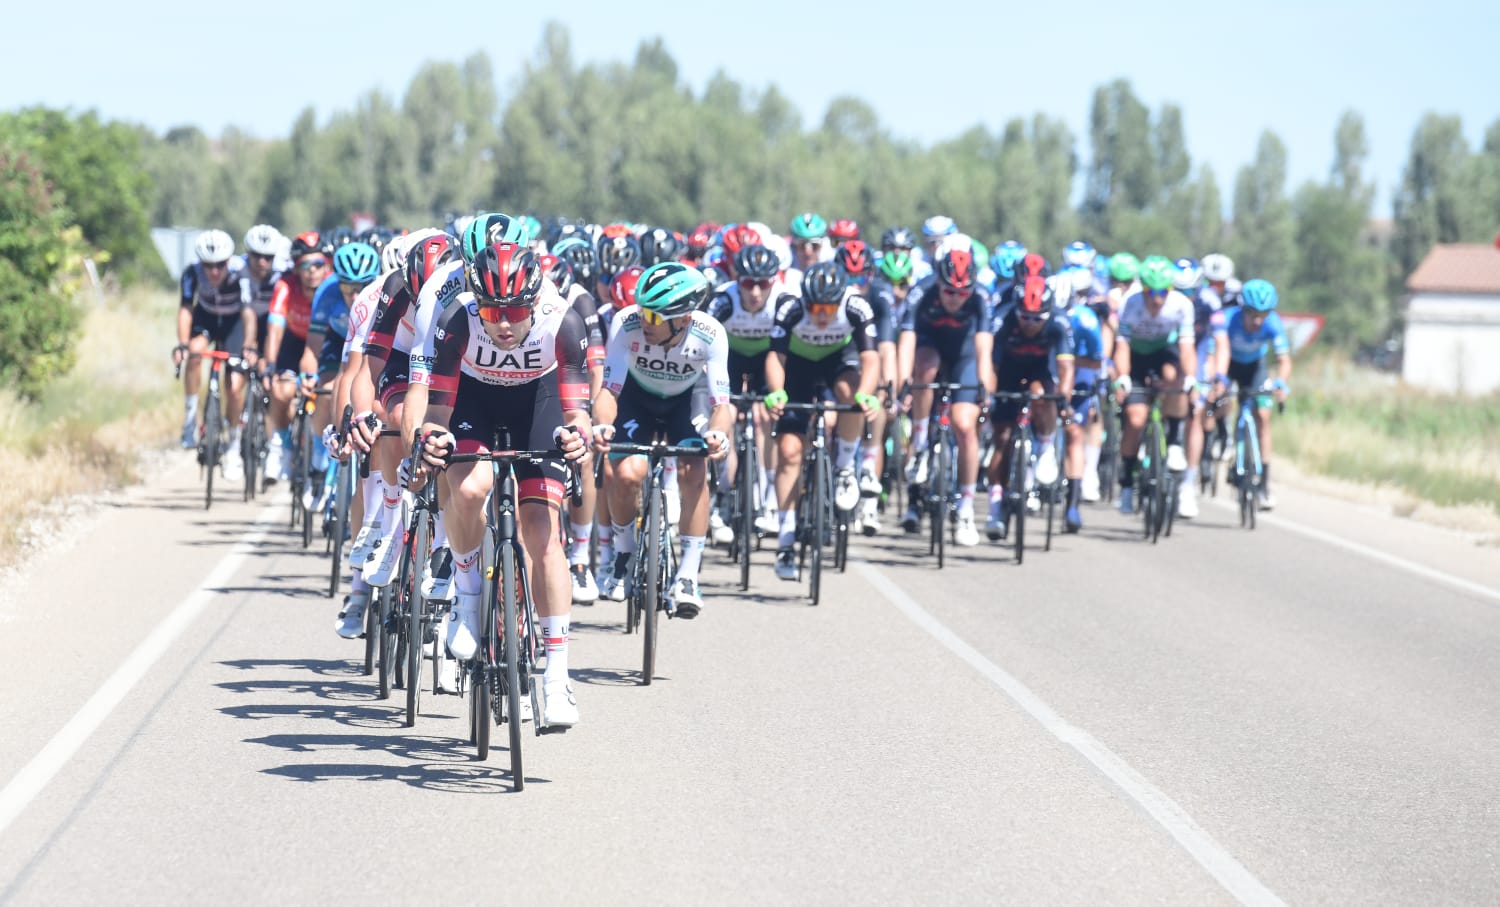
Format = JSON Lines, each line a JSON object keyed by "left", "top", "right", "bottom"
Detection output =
{"left": 190, "top": 307, "right": 247, "bottom": 354}
{"left": 611, "top": 373, "right": 711, "bottom": 456}
{"left": 775, "top": 343, "right": 862, "bottom": 435}
{"left": 990, "top": 357, "right": 1057, "bottom": 423}
{"left": 449, "top": 373, "right": 568, "bottom": 507}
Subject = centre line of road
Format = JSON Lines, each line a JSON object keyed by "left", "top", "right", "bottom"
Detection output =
{"left": 1202, "top": 498, "right": 1500, "bottom": 605}
{"left": 0, "top": 503, "right": 278, "bottom": 839}
{"left": 853, "top": 560, "right": 1286, "bottom": 907}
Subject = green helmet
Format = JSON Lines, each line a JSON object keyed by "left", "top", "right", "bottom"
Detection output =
{"left": 878, "top": 250, "right": 913, "bottom": 283}
{"left": 970, "top": 240, "right": 990, "bottom": 271}
{"left": 1138, "top": 255, "right": 1177, "bottom": 292}
{"left": 790, "top": 212, "right": 827, "bottom": 241}
{"left": 522, "top": 215, "right": 542, "bottom": 244}
{"left": 460, "top": 212, "right": 524, "bottom": 264}
{"left": 1108, "top": 252, "right": 1140, "bottom": 283}
{"left": 635, "top": 262, "right": 710, "bottom": 318}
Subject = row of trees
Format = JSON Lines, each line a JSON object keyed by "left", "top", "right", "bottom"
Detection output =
{"left": 3, "top": 22, "right": 1499, "bottom": 395}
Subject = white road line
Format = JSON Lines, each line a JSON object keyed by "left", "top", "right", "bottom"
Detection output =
{"left": 853, "top": 560, "right": 1286, "bottom": 907}
{"left": 1203, "top": 498, "right": 1500, "bottom": 605}
{"left": 0, "top": 504, "right": 278, "bottom": 839}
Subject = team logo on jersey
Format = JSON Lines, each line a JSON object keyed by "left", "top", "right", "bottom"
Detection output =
{"left": 458, "top": 421, "right": 473, "bottom": 431}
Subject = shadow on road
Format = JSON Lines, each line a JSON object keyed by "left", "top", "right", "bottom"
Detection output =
{"left": 569, "top": 666, "right": 649, "bottom": 687}
{"left": 216, "top": 677, "right": 389, "bottom": 701}
{"left": 219, "top": 702, "right": 404, "bottom": 728}
{"left": 260, "top": 760, "right": 542, "bottom": 793}
{"left": 246, "top": 731, "right": 471, "bottom": 762}
{"left": 219, "top": 657, "right": 363, "bottom": 675}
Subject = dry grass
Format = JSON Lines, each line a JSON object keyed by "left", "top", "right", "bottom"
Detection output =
{"left": 0, "top": 287, "right": 180, "bottom": 567}
{"left": 1278, "top": 351, "right": 1500, "bottom": 520}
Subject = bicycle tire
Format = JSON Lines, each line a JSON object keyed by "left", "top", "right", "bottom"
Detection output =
{"left": 1165, "top": 470, "right": 1179, "bottom": 538}
{"left": 362, "top": 583, "right": 378, "bottom": 675}
{"left": 300, "top": 421, "right": 315, "bottom": 549}
{"left": 500, "top": 542, "right": 524, "bottom": 789}
{"left": 405, "top": 511, "right": 429, "bottom": 727}
{"left": 1009, "top": 432, "right": 1029, "bottom": 565}
{"left": 377, "top": 585, "right": 395, "bottom": 700}
{"left": 810, "top": 446, "right": 826, "bottom": 604}
{"left": 929, "top": 438, "right": 947, "bottom": 569}
{"left": 203, "top": 387, "right": 220, "bottom": 511}
{"left": 1150, "top": 425, "right": 1168, "bottom": 543}
{"left": 641, "top": 486, "right": 661, "bottom": 684}
{"left": 328, "top": 459, "right": 350, "bottom": 598}
{"left": 737, "top": 435, "right": 757, "bottom": 591}
{"left": 241, "top": 395, "right": 258, "bottom": 502}
{"left": 1098, "top": 391, "right": 1119, "bottom": 504}
{"left": 474, "top": 664, "right": 491, "bottom": 761}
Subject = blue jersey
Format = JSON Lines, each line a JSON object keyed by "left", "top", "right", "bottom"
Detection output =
{"left": 1068, "top": 302, "right": 1103, "bottom": 389}
{"left": 309, "top": 277, "right": 349, "bottom": 342}
{"left": 1224, "top": 308, "right": 1290, "bottom": 364}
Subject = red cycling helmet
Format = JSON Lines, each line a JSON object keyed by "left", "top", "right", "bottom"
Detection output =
{"left": 720, "top": 224, "right": 763, "bottom": 257}
{"left": 468, "top": 241, "right": 542, "bottom": 303}
{"left": 828, "top": 218, "right": 859, "bottom": 243}
{"left": 538, "top": 253, "right": 574, "bottom": 297}
{"left": 936, "top": 248, "right": 976, "bottom": 291}
{"left": 1016, "top": 252, "right": 1050, "bottom": 281}
{"left": 1017, "top": 275, "right": 1054, "bottom": 315}
{"left": 836, "top": 240, "right": 872, "bottom": 279}
{"left": 404, "top": 233, "right": 455, "bottom": 297}
{"left": 610, "top": 265, "right": 646, "bottom": 310}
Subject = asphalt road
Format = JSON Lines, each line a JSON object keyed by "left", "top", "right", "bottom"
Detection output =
{"left": 1, "top": 458, "right": 1498, "bottom": 905}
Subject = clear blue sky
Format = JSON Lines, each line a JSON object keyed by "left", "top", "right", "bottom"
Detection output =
{"left": 5, "top": 0, "right": 1495, "bottom": 216}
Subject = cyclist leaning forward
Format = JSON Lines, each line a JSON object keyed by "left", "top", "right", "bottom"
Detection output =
{"left": 762, "top": 262, "right": 881, "bottom": 580}
{"left": 898, "top": 248, "right": 996, "bottom": 547}
{"left": 592, "top": 263, "right": 734, "bottom": 618}
{"left": 1113, "top": 256, "right": 1197, "bottom": 515}
{"left": 984, "top": 275, "right": 1075, "bottom": 539}
{"left": 411, "top": 242, "right": 590, "bottom": 728}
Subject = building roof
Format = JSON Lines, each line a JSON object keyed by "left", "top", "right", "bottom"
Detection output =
{"left": 1406, "top": 243, "right": 1500, "bottom": 294}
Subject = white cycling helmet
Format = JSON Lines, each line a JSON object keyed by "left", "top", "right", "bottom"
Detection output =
{"left": 762, "top": 233, "right": 794, "bottom": 272}
{"left": 1069, "top": 265, "right": 1095, "bottom": 298}
{"left": 195, "top": 229, "right": 235, "bottom": 264}
{"left": 243, "top": 224, "right": 282, "bottom": 257}
{"left": 1202, "top": 253, "right": 1234, "bottom": 283}
{"left": 921, "top": 215, "right": 957, "bottom": 239}
{"left": 934, "top": 232, "right": 973, "bottom": 259}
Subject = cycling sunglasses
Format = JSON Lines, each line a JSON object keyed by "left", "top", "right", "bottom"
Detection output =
{"left": 638, "top": 308, "right": 670, "bottom": 326}
{"left": 249, "top": 252, "right": 275, "bottom": 263}
{"left": 1018, "top": 310, "right": 1047, "bottom": 323}
{"left": 739, "top": 277, "right": 773, "bottom": 290}
{"left": 806, "top": 301, "right": 840, "bottom": 315}
{"left": 476, "top": 299, "right": 535, "bottom": 323}
{"left": 1145, "top": 286, "right": 1169, "bottom": 298}
{"left": 295, "top": 257, "right": 329, "bottom": 272}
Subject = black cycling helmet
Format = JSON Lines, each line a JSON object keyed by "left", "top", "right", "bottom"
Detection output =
{"left": 557, "top": 241, "right": 599, "bottom": 285}
{"left": 734, "top": 244, "right": 780, "bottom": 281}
{"left": 880, "top": 226, "right": 916, "bottom": 252}
{"left": 540, "top": 253, "right": 575, "bottom": 297}
{"left": 289, "top": 230, "right": 327, "bottom": 260}
{"left": 640, "top": 227, "right": 684, "bottom": 267}
{"left": 598, "top": 234, "right": 643, "bottom": 279}
{"left": 801, "top": 262, "right": 848, "bottom": 305}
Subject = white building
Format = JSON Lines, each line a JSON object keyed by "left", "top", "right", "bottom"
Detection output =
{"left": 1402, "top": 243, "right": 1500, "bottom": 394}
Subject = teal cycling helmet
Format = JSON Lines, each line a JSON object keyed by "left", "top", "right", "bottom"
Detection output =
{"left": 522, "top": 215, "right": 542, "bottom": 244}
{"left": 333, "top": 241, "right": 380, "bottom": 284}
{"left": 790, "top": 212, "right": 827, "bottom": 241}
{"left": 460, "top": 212, "right": 527, "bottom": 264}
{"left": 878, "top": 250, "right": 914, "bottom": 283}
{"left": 635, "top": 261, "right": 710, "bottom": 318}
{"left": 992, "top": 240, "right": 1027, "bottom": 279}
{"left": 1240, "top": 278, "right": 1278, "bottom": 312}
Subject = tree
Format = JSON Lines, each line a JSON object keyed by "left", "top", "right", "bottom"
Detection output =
{"left": 0, "top": 147, "right": 82, "bottom": 396}
{"left": 1391, "top": 114, "right": 1481, "bottom": 275}
{"left": 1229, "top": 130, "right": 1296, "bottom": 289}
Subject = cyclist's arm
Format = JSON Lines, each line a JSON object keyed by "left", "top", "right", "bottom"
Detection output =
{"left": 1113, "top": 336, "right": 1132, "bottom": 384}
{"left": 265, "top": 280, "right": 290, "bottom": 369}
{"left": 176, "top": 306, "right": 193, "bottom": 350}
{"left": 592, "top": 386, "right": 619, "bottom": 432}
{"left": 897, "top": 330, "right": 916, "bottom": 390}
{"left": 1057, "top": 356, "right": 1075, "bottom": 400}
{"left": 1177, "top": 335, "right": 1196, "bottom": 382}
{"left": 974, "top": 330, "right": 996, "bottom": 394}
{"left": 556, "top": 307, "right": 594, "bottom": 438}
{"left": 240, "top": 304, "right": 258, "bottom": 359}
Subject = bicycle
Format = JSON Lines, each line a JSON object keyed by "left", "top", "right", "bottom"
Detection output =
{"left": 283, "top": 377, "right": 325, "bottom": 549}
{"left": 607, "top": 438, "right": 711, "bottom": 682}
{"left": 726, "top": 393, "right": 767, "bottom": 592}
{"left": 774, "top": 399, "right": 865, "bottom": 603}
{"left": 1198, "top": 388, "right": 1233, "bottom": 499}
{"left": 177, "top": 349, "right": 249, "bottom": 511}
{"left": 1096, "top": 383, "right": 1120, "bottom": 504}
{"left": 907, "top": 382, "right": 977, "bottom": 570}
{"left": 393, "top": 456, "right": 448, "bottom": 727}
{"left": 447, "top": 440, "right": 580, "bottom": 786}
{"left": 992, "top": 391, "right": 1069, "bottom": 564}
{"left": 239, "top": 369, "right": 270, "bottom": 502}
{"left": 1133, "top": 384, "right": 1190, "bottom": 544}
{"left": 1230, "top": 383, "right": 1284, "bottom": 530}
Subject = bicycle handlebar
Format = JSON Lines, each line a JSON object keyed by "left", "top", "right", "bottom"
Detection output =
{"left": 445, "top": 448, "right": 584, "bottom": 507}
{"left": 991, "top": 391, "right": 1070, "bottom": 403}
{"left": 604, "top": 441, "right": 713, "bottom": 459}
{"left": 773, "top": 400, "right": 866, "bottom": 414}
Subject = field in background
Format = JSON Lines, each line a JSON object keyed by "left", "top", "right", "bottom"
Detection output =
{"left": 0, "top": 288, "right": 179, "bottom": 566}
{"left": 1279, "top": 352, "right": 1500, "bottom": 517}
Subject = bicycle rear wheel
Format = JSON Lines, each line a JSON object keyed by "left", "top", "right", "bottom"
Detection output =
{"left": 737, "top": 437, "right": 757, "bottom": 591}
{"left": 500, "top": 543, "right": 524, "bottom": 789}
{"left": 299, "top": 420, "right": 315, "bottom": 548}
{"left": 641, "top": 486, "right": 662, "bottom": 684}
{"left": 405, "top": 511, "right": 429, "bottom": 727}
{"left": 377, "top": 585, "right": 396, "bottom": 699}
{"left": 1098, "top": 392, "right": 1119, "bottom": 504}
{"left": 362, "top": 583, "right": 378, "bottom": 675}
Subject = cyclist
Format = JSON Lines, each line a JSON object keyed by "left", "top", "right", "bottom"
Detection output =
{"left": 590, "top": 262, "right": 646, "bottom": 595}
{"left": 264, "top": 231, "right": 332, "bottom": 482}
{"left": 880, "top": 225, "right": 930, "bottom": 282}
{"left": 1113, "top": 256, "right": 1196, "bottom": 515}
{"left": 1063, "top": 267, "right": 1105, "bottom": 528}
{"left": 1176, "top": 257, "right": 1229, "bottom": 520}
{"left": 789, "top": 213, "right": 831, "bottom": 273}
{"left": 762, "top": 262, "right": 881, "bottom": 579}
{"left": 412, "top": 242, "right": 590, "bottom": 728}
{"left": 989, "top": 240, "right": 1028, "bottom": 305}
{"left": 242, "top": 224, "right": 284, "bottom": 357}
{"left": 592, "top": 263, "right": 733, "bottom": 618}
{"left": 854, "top": 248, "right": 911, "bottom": 533}
{"left": 919, "top": 216, "right": 958, "bottom": 275}
{"left": 898, "top": 248, "right": 995, "bottom": 547}
{"left": 828, "top": 218, "right": 860, "bottom": 246}
{"left": 706, "top": 244, "right": 785, "bottom": 537}
{"left": 1203, "top": 252, "right": 1242, "bottom": 310}
{"left": 174, "top": 229, "right": 253, "bottom": 468}
{"left": 1223, "top": 279, "right": 1291, "bottom": 510}
{"left": 597, "top": 233, "right": 643, "bottom": 296}
{"left": 984, "top": 275, "right": 1074, "bottom": 539}
{"left": 303, "top": 241, "right": 378, "bottom": 512}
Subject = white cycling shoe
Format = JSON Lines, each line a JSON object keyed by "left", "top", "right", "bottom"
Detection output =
{"left": 335, "top": 593, "right": 370, "bottom": 640}
{"left": 446, "top": 593, "right": 480, "bottom": 661}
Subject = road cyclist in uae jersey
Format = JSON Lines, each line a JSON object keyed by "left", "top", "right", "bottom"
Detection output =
{"left": 174, "top": 228, "right": 254, "bottom": 460}
{"left": 263, "top": 231, "right": 334, "bottom": 483}
{"left": 1112, "top": 255, "right": 1197, "bottom": 515}
{"left": 1222, "top": 278, "right": 1291, "bottom": 510}
{"left": 706, "top": 244, "right": 786, "bottom": 539}
{"left": 897, "top": 246, "right": 996, "bottom": 547}
{"left": 1171, "top": 256, "right": 1229, "bottom": 520}
{"left": 761, "top": 262, "right": 882, "bottom": 579}
{"left": 984, "top": 274, "right": 1075, "bottom": 539}
{"left": 410, "top": 241, "right": 591, "bottom": 729}
{"left": 591, "top": 262, "right": 734, "bottom": 618}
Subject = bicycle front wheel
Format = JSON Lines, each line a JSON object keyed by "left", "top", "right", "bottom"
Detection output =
{"left": 810, "top": 449, "right": 828, "bottom": 604}
{"left": 500, "top": 543, "right": 524, "bottom": 790}
{"left": 299, "top": 421, "right": 315, "bottom": 548}
{"left": 405, "top": 513, "right": 429, "bottom": 727}
{"left": 377, "top": 585, "right": 396, "bottom": 700}
{"left": 738, "top": 437, "right": 758, "bottom": 591}
{"left": 642, "top": 486, "right": 662, "bottom": 684}
{"left": 929, "top": 439, "right": 948, "bottom": 569}
{"left": 203, "top": 392, "right": 220, "bottom": 511}
{"left": 328, "top": 459, "right": 351, "bottom": 598}
{"left": 1009, "top": 433, "right": 1029, "bottom": 565}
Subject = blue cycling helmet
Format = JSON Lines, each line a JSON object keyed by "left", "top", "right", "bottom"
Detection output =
{"left": 1240, "top": 278, "right": 1278, "bottom": 312}
{"left": 333, "top": 241, "right": 380, "bottom": 284}
{"left": 1062, "top": 241, "right": 1096, "bottom": 269}
{"left": 921, "top": 215, "right": 957, "bottom": 238}
{"left": 992, "top": 240, "right": 1028, "bottom": 279}
{"left": 1173, "top": 257, "right": 1203, "bottom": 292}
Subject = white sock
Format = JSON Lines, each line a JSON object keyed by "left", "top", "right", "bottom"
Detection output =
{"left": 569, "top": 522, "right": 592, "bottom": 565}
{"left": 542, "top": 614, "right": 569, "bottom": 684}
{"left": 835, "top": 438, "right": 858, "bottom": 469}
{"left": 597, "top": 524, "right": 614, "bottom": 564}
{"left": 1183, "top": 466, "right": 1198, "bottom": 486}
{"left": 910, "top": 420, "right": 929, "bottom": 451}
{"left": 1084, "top": 444, "right": 1101, "bottom": 479}
{"left": 677, "top": 535, "right": 705, "bottom": 582}
{"left": 364, "top": 474, "right": 382, "bottom": 520}
{"left": 453, "top": 545, "right": 483, "bottom": 596}
{"left": 612, "top": 521, "right": 636, "bottom": 555}
{"left": 184, "top": 395, "right": 199, "bottom": 420}
{"left": 959, "top": 484, "right": 976, "bottom": 517}
{"left": 861, "top": 446, "right": 879, "bottom": 476}
{"left": 1036, "top": 434, "right": 1054, "bottom": 457}
{"left": 378, "top": 485, "right": 403, "bottom": 542}
{"left": 431, "top": 510, "right": 447, "bottom": 550}
{"left": 778, "top": 509, "right": 797, "bottom": 549}
{"left": 664, "top": 458, "right": 679, "bottom": 493}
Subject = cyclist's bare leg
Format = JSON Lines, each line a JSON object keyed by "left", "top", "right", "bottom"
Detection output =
{"left": 225, "top": 369, "right": 246, "bottom": 435}
{"left": 677, "top": 457, "right": 709, "bottom": 537}
{"left": 951, "top": 401, "right": 980, "bottom": 490}
{"left": 269, "top": 374, "right": 296, "bottom": 432}
{"left": 607, "top": 455, "right": 647, "bottom": 529}
{"left": 183, "top": 334, "right": 209, "bottom": 398}
{"left": 774, "top": 432, "right": 805, "bottom": 511}
{"left": 520, "top": 503, "right": 570, "bottom": 619}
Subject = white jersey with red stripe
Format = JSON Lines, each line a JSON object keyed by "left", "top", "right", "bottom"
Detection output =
{"left": 341, "top": 270, "right": 393, "bottom": 361}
